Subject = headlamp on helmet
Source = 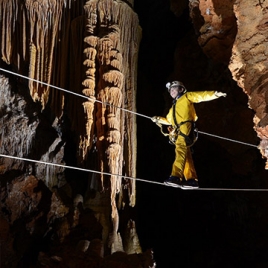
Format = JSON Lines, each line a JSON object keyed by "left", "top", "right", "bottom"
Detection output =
{"left": 166, "top": 81, "right": 186, "bottom": 93}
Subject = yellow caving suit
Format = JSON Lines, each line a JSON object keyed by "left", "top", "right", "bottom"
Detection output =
{"left": 158, "top": 91, "right": 221, "bottom": 181}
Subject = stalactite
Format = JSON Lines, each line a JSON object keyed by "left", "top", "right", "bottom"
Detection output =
{"left": 26, "top": 1, "right": 54, "bottom": 109}
{"left": 84, "top": 0, "right": 98, "bottom": 34}
{"left": 29, "top": 43, "right": 38, "bottom": 101}
{"left": 102, "top": 70, "right": 124, "bottom": 88}
{"left": 99, "top": 63, "right": 123, "bottom": 253}
{"left": 0, "top": 0, "right": 78, "bottom": 114}
{"left": 80, "top": 2, "right": 99, "bottom": 162}
{"left": 83, "top": 0, "right": 141, "bottom": 254}
{"left": 0, "top": 0, "right": 18, "bottom": 64}
{"left": 0, "top": 0, "right": 141, "bottom": 256}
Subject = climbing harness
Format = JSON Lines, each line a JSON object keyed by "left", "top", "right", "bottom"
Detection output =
{"left": 155, "top": 122, "right": 198, "bottom": 146}
{"left": 171, "top": 98, "right": 198, "bottom": 147}
{"left": 155, "top": 122, "right": 177, "bottom": 144}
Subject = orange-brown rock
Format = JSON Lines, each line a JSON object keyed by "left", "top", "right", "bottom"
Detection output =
{"left": 186, "top": 0, "right": 268, "bottom": 168}
{"left": 228, "top": 1, "right": 268, "bottom": 168}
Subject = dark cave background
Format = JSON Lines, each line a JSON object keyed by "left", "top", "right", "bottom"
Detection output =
{"left": 134, "top": 0, "right": 268, "bottom": 267}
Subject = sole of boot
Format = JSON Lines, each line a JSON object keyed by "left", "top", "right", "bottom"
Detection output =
{"left": 164, "top": 181, "right": 182, "bottom": 188}
{"left": 181, "top": 185, "right": 199, "bottom": 190}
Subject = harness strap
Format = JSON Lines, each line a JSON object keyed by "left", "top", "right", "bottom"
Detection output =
{"left": 156, "top": 122, "right": 170, "bottom": 137}
{"left": 172, "top": 100, "right": 198, "bottom": 147}
{"left": 172, "top": 100, "right": 193, "bottom": 130}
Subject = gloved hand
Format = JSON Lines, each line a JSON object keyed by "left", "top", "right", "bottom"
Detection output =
{"left": 215, "top": 91, "right": 227, "bottom": 98}
{"left": 151, "top": 116, "right": 159, "bottom": 123}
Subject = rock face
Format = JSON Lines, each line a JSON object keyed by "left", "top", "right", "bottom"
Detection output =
{"left": 0, "top": 0, "right": 155, "bottom": 267}
{"left": 187, "top": 0, "right": 268, "bottom": 168}
{"left": 229, "top": 1, "right": 268, "bottom": 168}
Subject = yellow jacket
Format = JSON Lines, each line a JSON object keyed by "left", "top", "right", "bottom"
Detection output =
{"left": 158, "top": 91, "right": 220, "bottom": 135}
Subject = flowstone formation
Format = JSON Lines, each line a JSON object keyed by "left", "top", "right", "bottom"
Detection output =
{"left": 229, "top": 0, "right": 268, "bottom": 168}
{"left": 82, "top": 0, "right": 140, "bottom": 252}
{"left": 0, "top": 0, "right": 155, "bottom": 267}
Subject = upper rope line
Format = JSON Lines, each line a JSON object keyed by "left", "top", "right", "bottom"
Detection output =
{"left": 0, "top": 153, "right": 267, "bottom": 191}
{"left": 0, "top": 67, "right": 258, "bottom": 148}
{"left": 0, "top": 68, "right": 151, "bottom": 120}
{"left": 197, "top": 131, "right": 258, "bottom": 148}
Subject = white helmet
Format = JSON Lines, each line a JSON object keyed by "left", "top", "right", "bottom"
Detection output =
{"left": 166, "top": 81, "right": 186, "bottom": 93}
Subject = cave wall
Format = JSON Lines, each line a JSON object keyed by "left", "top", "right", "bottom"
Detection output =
{"left": 0, "top": 0, "right": 156, "bottom": 267}
{"left": 229, "top": 0, "right": 268, "bottom": 168}
{"left": 187, "top": 0, "right": 268, "bottom": 168}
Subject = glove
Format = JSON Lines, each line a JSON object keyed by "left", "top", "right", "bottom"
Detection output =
{"left": 151, "top": 116, "right": 159, "bottom": 123}
{"left": 215, "top": 91, "right": 227, "bottom": 98}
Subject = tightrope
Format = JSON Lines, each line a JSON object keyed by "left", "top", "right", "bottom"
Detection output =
{"left": 0, "top": 68, "right": 151, "bottom": 120}
{"left": 0, "top": 68, "right": 265, "bottom": 192}
{"left": 197, "top": 131, "right": 258, "bottom": 148}
{"left": 181, "top": 187, "right": 268, "bottom": 192}
{"left": 0, "top": 153, "right": 267, "bottom": 191}
{"left": 0, "top": 67, "right": 259, "bottom": 147}
{"left": 0, "top": 153, "right": 163, "bottom": 186}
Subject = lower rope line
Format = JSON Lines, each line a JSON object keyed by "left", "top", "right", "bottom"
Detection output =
{"left": 0, "top": 153, "right": 164, "bottom": 186}
{"left": 182, "top": 187, "right": 268, "bottom": 192}
{"left": 1, "top": 153, "right": 268, "bottom": 191}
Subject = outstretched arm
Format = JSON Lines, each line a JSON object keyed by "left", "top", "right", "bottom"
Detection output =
{"left": 187, "top": 91, "right": 227, "bottom": 103}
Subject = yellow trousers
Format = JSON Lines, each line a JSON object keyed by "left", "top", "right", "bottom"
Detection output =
{"left": 171, "top": 134, "right": 197, "bottom": 181}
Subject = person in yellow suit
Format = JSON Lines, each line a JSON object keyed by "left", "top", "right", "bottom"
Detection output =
{"left": 152, "top": 81, "right": 227, "bottom": 189}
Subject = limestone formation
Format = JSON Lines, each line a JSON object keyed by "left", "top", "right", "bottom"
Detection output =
{"left": 0, "top": 0, "right": 145, "bottom": 266}
{"left": 188, "top": 0, "right": 268, "bottom": 168}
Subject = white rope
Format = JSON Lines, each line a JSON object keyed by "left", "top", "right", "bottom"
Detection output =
{"left": 0, "top": 68, "right": 259, "bottom": 147}
{"left": 197, "top": 130, "right": 258, "bottom": 148}
{"left": 0, "top": 68, "right": 266, "bottom": 191}
{"left": 181, "top": 187, "right": 268, "bottom": 192}
{"left": 1, "top": 153, "right": 268, "bottom": 191}
{"left": 0, "top": 68, "right": 151, "bottom": 120}
{"left": 0, "top": 153, "right": 163, "bottom": 186}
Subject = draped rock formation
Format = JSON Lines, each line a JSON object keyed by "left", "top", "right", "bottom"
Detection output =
{"left": 0, "top": 0, "right": 154, "bottom": 267}
{"left": 82, "top": 0, "right": 140, "bottom": 252}
{"left": 229, "top": 0, "right": 268, "bottom": 168}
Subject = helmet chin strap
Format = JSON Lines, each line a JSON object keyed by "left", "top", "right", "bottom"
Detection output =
{"left": 173, "top": 91, "right": 184, "bottom": 102}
